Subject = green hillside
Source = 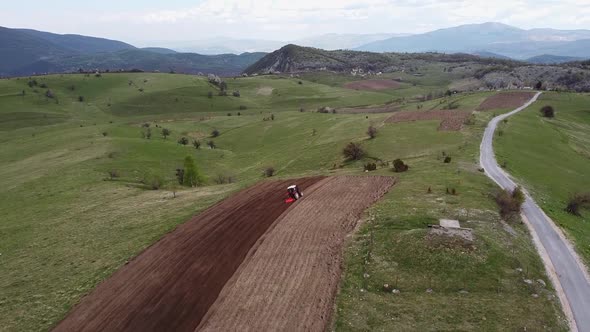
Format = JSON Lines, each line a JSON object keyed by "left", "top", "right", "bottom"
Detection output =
{"left": 0, "top": 72, "right": 567, "bottom": 331}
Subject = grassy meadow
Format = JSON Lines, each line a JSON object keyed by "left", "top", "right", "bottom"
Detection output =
{"left": 0, "top": 72, "right": 568, "bottom": 331}
{"left": 495, "top": 92, "right": 590, "bottom": 263}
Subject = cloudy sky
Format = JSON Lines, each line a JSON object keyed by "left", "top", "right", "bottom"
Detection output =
{"left": 2, "top": 0, "right": 590, "bottom": 45}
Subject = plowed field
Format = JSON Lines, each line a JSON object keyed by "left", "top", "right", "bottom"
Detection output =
{"left": 53, "top": 176, "right": 394, "bottom": 332}
{"left": 476, "top": 91, "right": 536, "bottom": 111}
{"left": 199, "top": 176, "right": 394, "bottom": 331}
{"left": 53, "top": 177, "right": 325, "bottom": 332}
{"left": 386, "top": 110, "right": 472, "bottom": 131}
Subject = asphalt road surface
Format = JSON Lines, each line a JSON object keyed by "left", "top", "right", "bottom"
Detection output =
{"left": 480, "top": 91, "right": 590, "bottom": 331}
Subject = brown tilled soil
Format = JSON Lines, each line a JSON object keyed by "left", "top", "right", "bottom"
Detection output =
{"left": 476, "top": 91, "right": 536, "bottom": 111}
{"left": 386, "top": 110, "right": 472, "bottom": 131}
{"left": 344, "top": 79, "right": 401, "bottom": 90}
{"left": 198, "top": 176, "right": 394, "bottom": 332}
{"left": 53, "top": 177, "right": 325, "bottom": 332}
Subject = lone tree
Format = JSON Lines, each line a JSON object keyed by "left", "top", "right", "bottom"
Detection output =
{"left": 540, "top": 105, "right": 555, "bottom": 118}
{"left": 162, "top": 128, "right": 171, "bottom": 139}
{"left": 182, "top": 155, "right": 203, "bottom": 187}
{"left": 367, "top": 125, "right": 378, "bottom": 139}
{"left": 342, "top": 142, "right": 365, "bottom": 161}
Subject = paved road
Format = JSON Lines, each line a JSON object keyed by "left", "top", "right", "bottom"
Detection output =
{"left": 480, "top": 92, "right": 590, "bottom": 331}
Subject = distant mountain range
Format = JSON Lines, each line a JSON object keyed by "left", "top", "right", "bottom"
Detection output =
{"left": 0, "top": 27, "right": 264, "bottom": 76}
{"left": 3, "top": 23, "right": 590, "bottom": 77}
{"left": 356, "top": 22, "right": 590, "bottom": 60}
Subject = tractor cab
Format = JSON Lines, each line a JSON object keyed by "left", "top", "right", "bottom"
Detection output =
{"left": 285, "top": 185, "right": 303, "bottom": 203}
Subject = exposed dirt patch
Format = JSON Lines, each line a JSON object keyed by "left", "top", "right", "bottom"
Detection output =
{"left": 198, "top": 176, "right": 394, "bottom": 332}
{"left": 344, "top": 79, "right": 401, "bottom": 91}
{"left": 386, "top": 110, "right": 472, "bottom": 131}
{"left": 476, "top": 91, "right": 536, "bottom": 111}
{"left": 256, "top": 86, "right": 274, "bottom": 96}
{"left": 53, "top": 177, "right": 325, "bottom": 332}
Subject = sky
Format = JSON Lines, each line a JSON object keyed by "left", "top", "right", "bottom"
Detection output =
{"left": 2, "top": 0, "right": 590, "bottom": 45}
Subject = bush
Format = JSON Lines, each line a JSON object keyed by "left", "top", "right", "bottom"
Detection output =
{"left": 175, "top": 168, "right": 184, "bottom": 184}
{"left": 207, "top": 91, "right": 213, "bottom": 98}
{"left": 45, "top": 90, "right": 54, "bottom": 98}
{"left": 207, "top": 140, "right": 216, "bottom": 149}
{"left": 102, "top": 131, "right": 108, "bottom": 137}
{"left": 342, "top": 142, "right": 365, "bottom": 161}
{"left": 178, "top": 137, "right": 189, "bottom": 145}
{"left": 495, "top": 186, "right": 525, "bottom": 219}
{"left": 78, "top": 96, "right": 84, "bottom": 102}
{"left": 443, "top": 156, "right": 452, "bottom": 163}
{"left": 161, "top": 128, "right": 171, "bottom": 139}
{"left": 540, "top": 105, "right": 555, "bottom": 118}
{"left": 263, "top": 167, "right": 275, "bottom": 177}
{"left": 108, "top": 169, "right": 120, "bottom": 180}
{"left": 211, "top": 129, "right": 220, "bottom": 137}
{"left": 364, "top": 162, "right": 377, "bottom": 171}
{"left": 143, "top": 173, "right": 163, "bottom": 190}
{"left": 192, "top": 140, "right": 201, "bottom": 149}
{"left": 182, "top": 156, "right": 203, "bottom": 187}
{"left": 227, "top": 112, "right": 232, "bottom": 116}
{"left": 392, "top": 159, "right": 409, "bottom": 172}
{"left": 239, "top": 105, "right": 248, "bottom": 110}
{"left": 367, "top": 125, "right": 377, "bottom": 139}
{"left": 233, "top": 91, "right": 240, "bottom": 97}
{"left": 565, "top": 193, "right": 590, "bottom": 216}
{"left": 214, "top": 174, "right": 235, "bottom": 184}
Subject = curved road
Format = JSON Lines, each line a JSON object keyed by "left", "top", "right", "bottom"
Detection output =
{"left": 480, "top": 91, "right": 590, "bottom": 332}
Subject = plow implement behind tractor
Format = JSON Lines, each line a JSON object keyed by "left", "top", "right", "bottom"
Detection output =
{"left": 285, "top": 185, "right": 303, "bottom": 203}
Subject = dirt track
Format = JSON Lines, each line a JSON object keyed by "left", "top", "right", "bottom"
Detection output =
{"left": 344, "top": 79, "right": 401, "bottom": 90}
{"left": 476, "top": 91, "right": 536, "bottom": 111}
{"left": 386, "top": 110, "right": 472, "bottom": 131}
{"left": 198, "top": 176, "right": 394, "bottom": 331}
{"left": 53, "top": 177, "right": 325, "bottom": 332}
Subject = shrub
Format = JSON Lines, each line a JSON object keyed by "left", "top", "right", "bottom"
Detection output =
{"left": 207, "top": 91, "right": 213, "bottom": 98}
{"left": 175, "top": 168, "right": 184, "bottom": 184}
{"left": 367, "top": 125, "right": 377, "bottom": 139}
{"left": 192, "top": 140, "right": 201, "bottom": 149}
{"left": 364, "top": 162, "right": 377, "bottom": 171}
{"left": 211, "top": 129, "right": 220, "bottom": 137}
{"left": 161, "top": 128, "right": 171, "bottom": 139}
{"left": 108, "top": 169, "right": 120, "bottom": 180}
{"left": 227, "top": 112, "right": 232, "bottom": 116}
{"left": 270, "top": 114, "right": 275, "bottom": 121}
{"left": 182, "top": 156, "right": 203, "bottom": 187}
{"left": 239, "top": 105, "right": 248, "bottom": 110}
{"left": 565, "top": 193, "right": 590, "bottom": 216}
{"left": 143, "top": 173, "right": 163, "bottom": 190}
{"left": 45, "top": 90, "right": 54, "bottom": 98}
{"left": 263, "top": 167, "right": 275, "bottom": 177}
{"left": 178, "top": 137, "right": 189, "bottom": 145}
{"left": 233, "top": 91, "right": 240, "bottom": 97}
{"left": 443, "top": 156, "right": 452, "bottom": 163}
{"left": 102, "top": 131, "right": 108, "bottom": 137}
{"left": 207, "top": 140, "right": 216, "bottom": 149}
{"left": 214, "top": 174, "right": 235, "bottom": 184}
{"left": 142, "top": 123, "right": 150, "bottom": 128}
{"left": 218, "top": 91, "right": 228, "bottom": 96}
{"left": 40, "top": 83, "right": 48, "bottom": 88}
{"left": 342, "top": 142, "right": 365, "bottom": 161}
{"left": 495, "top": 186, "right": 525, "bottom": 219}
{"left": 540, "top": 105, "right": 555, "bottom": 118}
{"left": 237, "top": 112, "right": 241, "bottom": 116}
{"left": 392, "top": 159, "right": 409, "bottom": 172}
{"left": 78, "top": 96, "right": 84, "bottom": 102}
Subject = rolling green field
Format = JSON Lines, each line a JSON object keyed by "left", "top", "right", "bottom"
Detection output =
{"left": 0, "top": 73, "right": 567, "bottom": 331}
{"left": 495, "top": 92, "right": 590, "bottom": 264}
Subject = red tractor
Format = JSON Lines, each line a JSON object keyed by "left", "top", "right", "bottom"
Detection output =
{"left": 284, "top": 185, "right": 303, "bottom": 203}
